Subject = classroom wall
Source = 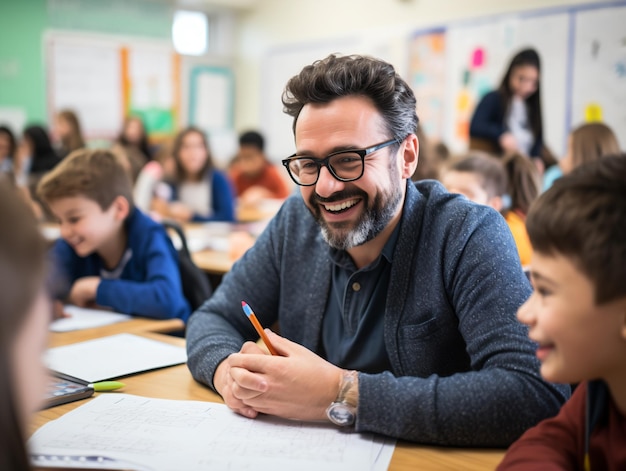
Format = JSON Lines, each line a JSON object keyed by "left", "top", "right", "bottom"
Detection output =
{"left": 0, "top": 0, "right": 174, "bottom": 132}
{"left": 0, "top": 0, "right": 48, "bottom": 126}
{"left": 233, "top": 0, "right": 610, "bottom": 158}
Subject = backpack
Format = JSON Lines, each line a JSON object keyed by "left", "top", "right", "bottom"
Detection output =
{"left": 162, "top": 220, "right": 213, "bottom": 313}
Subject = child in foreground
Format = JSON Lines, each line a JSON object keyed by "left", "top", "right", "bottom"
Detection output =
{"left": 0, "top": 181, "right": 49, "bottom": 471}
{"left": 497, "top": 154, "right": 626, "bottom": 470}
{"left": 37, "top": 149, "right": 190, "bottom": 321}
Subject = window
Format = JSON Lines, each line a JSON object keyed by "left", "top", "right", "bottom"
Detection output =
{"left": 172, "top": 10, "right": 208, "bottom": 56}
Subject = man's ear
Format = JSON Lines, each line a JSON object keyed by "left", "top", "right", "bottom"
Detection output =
{"left": 400, "top": 133, "right": 419, "bottom": 179}
{"left": 112, "top": 195, "right": 130, "bottom": 221}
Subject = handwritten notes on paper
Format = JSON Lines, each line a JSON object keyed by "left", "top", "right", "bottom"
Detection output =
{"left": 29, "top": 394, "right": 395, "bottom": 471}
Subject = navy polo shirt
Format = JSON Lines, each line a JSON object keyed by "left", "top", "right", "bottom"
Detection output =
{"left": 320, "top": 222, "right": 401, "bottom": 373}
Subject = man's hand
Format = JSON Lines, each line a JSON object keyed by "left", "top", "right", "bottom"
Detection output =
{"left": 68, "top": 276, "right": 100, "bottom": 307}
{"left": 215, "top": 330, "right": 344, "bottom": 422}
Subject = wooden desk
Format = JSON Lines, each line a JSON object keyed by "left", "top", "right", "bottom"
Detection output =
{"left": 34, "top": 332, "right": 505, "bottom": 470}
{"left": 48, "top": 317, "right": 185, "bottom": 348}
{"left": 191, "top": 248, "right": 235, "bottom": 275}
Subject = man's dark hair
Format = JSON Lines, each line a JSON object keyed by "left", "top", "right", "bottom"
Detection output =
{"left": 282, "top": 54, "right": 418, "bottom": 143}
{"left": 239, "top": 131, "right": 265, "bottom": 152}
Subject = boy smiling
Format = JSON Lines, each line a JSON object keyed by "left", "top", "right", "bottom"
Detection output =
{"left": 498, "top": 154, "right": 626, "bottom": 470}
{"left": 38, "top": 149, "right": 190, "bottom": 321}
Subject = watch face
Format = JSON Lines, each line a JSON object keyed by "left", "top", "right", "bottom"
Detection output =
{"left": 326, "top": 403, "right": 355, "bottom": 426}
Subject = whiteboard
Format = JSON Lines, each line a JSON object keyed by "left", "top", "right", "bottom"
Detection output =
{"left": 48, "top": 39, "right": 122, "bottom": 138}
{"left": 571, "top": 5, "right": 626, "bottom": 148}
{"left": 46, "top": 32, "right": 178, "bottom": 140}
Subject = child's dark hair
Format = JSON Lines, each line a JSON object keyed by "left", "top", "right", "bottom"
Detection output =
{"left": 526, "top": 154, "right": 626, "bottom": 304}
{"left": 502, "top": 152, "right": 540, "bottom": 215}
{"left": 448, "top": 152, "right": 507, "bottom": 199}
{"left": 37, "top": 148, "right": 134, "bottom": 211}
{"left": 239, "top": 131, "right": 265, "bottom": 152}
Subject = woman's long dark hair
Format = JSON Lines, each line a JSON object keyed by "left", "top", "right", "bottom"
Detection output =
{"left": 498, "top": 48, "right": 543, "bottom": 142}
{"left": 0, "top": 181, "right": 47, "bottom": 471}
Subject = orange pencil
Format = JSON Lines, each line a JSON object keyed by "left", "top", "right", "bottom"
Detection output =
{"left": 241, "top": 301, "right": 279, "bottom": 356}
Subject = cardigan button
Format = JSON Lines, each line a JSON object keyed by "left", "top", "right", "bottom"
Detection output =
{"left": 351, "top": 282, "right": 361, "bottom": 292}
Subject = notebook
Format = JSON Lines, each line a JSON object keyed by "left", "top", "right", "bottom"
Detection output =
{"left": 44, "top": 333, "right": 187, "bottom": 383}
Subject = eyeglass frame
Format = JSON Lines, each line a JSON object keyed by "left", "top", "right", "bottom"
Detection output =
{"left": 281, "top": 138, "right": 400, "bottom": 187}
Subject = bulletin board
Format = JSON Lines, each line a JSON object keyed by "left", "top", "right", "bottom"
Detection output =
{"left": 261, "top": 38, "right": 359, "bottom": 161}
{"left": 409, "top": 1, "right": 626, "bottom": 155}
{"left": 45, "top": 32, "right": 180, "bottom": 140}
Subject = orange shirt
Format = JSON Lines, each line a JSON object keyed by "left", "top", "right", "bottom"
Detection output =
{"left": 505, "top": 210, "right": 532, "bottom": 267}
{"left": 231, "top": 163, "right": 290, "bottom": 199}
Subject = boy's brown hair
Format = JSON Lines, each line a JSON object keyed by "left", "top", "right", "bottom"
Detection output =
{"left": 526, "top": 154, "right": 626, "bottom": 305}
{"left": 37, "top": 148, "right": 134, "bottom": 211}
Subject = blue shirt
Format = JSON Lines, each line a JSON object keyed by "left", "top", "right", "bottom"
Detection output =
{"left": 321, "top": 222, "right": 400, "bottom": 373}
{"left": 51, "top": 208, "right": 191, "bottom": 321}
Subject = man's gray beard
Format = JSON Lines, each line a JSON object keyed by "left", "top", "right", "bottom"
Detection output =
{"left": 317, "top": 181, "right": 403, "bottom": 250}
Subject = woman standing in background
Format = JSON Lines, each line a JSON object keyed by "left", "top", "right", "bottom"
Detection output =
{"left": 52, "top": 109, "right": 85, "bottom": 159}
{"left": 469, "top": 48, "right": 553, "bottom": 171}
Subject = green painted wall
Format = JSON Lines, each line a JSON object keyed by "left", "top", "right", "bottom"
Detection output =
{"left": 0, "top": 0, "right": 48, "bottom": 124}
{"left": 0, "top": 0, "right": 173, "bottom": 129}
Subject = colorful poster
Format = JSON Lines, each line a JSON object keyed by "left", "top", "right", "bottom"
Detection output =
{"left": 409, "top": 29, "right": 447, "bottom": 140}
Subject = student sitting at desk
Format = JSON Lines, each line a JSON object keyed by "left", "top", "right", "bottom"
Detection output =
{"left": 498, "top": 154, "right": 626, "bottom": 470}
{"left": 37, "top": 149, "right": 190, "bottom": 321}
{"left": 186, "top": 54, "right": 569, "bottom": 447}
{"left": 0, "top": 181, "right": 50, "bottom": 471}
{"left": 152, "top": 127, "right": 235, "bottom": 224}
{"left": 229, "top": 130, "right": 291, "bottom": 205}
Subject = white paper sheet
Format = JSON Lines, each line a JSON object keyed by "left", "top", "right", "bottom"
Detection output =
{"left": 44, "top": 334, "right": 187, "bottom": 383}
{"left": 29, "top": 394, "right": 396, "bottom": 471}
{"left": 49, "top": 306, "right": 132, "bottom": 333}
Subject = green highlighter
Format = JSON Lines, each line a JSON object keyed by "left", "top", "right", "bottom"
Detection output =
{"left": 89, "top": 381, "right": 125, "bottom": 392}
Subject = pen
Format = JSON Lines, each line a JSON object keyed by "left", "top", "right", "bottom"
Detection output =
{"left": 241, "top": 301, "right": 279, "bottom": 355}
{"left": 89, "top": 381, "right": 125, "bottom": 392}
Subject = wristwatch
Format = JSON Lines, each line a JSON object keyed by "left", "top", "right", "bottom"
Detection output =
{"left": 326, "top": 370, "right": 358, "bottom": 426}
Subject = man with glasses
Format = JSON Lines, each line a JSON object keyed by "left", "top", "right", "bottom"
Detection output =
{"left": 186, "top": 54, "right": 569, "bottom": 446}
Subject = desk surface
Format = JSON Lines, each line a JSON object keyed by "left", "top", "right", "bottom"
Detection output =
{"left": 34, "top": 330, "right": 505, "bottom": 471}
{"left": 48, "top": 317, "right": 184, "bottom": 348}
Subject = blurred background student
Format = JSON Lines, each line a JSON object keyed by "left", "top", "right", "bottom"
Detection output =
{"left": 115, "top": 115, "right": 152, "bottom": 164}
{"left": 229, "top": 130, "right": 290, "bottom": 205}
{"left": 0, "top": 125, "right": 17, "bottom": 175}
{"left": 469, "top": 48, "right": 555, "bottom": 172}
{"left": 51, "top": 109, "right": 85, "bottom": 159}
{"left": 411, "top": 126, "right": 451, "bottom": 182}
{"left": 152, "top": 126, "right": 235, "bottom": 223}
{"left": 442, "top": 151, "right": 540, "bottom": 266}
{"left": 0, "top": 180, "right": 50, "bottom": 471}
{"left": 14, "top": 125, "right": 61, "bottom": 220}
{"left": 543, "top": 122, "right": 621, "bottom": 191}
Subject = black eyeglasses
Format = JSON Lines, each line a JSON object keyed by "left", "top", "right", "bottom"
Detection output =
{"left": 281, "top": 138, "right": 399, "bottom": 186}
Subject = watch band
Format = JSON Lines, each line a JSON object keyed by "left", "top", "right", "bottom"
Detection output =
{"left": 326, "top": 370, "right": 358, "bottom": 426}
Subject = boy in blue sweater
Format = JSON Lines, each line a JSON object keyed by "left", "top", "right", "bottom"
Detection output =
{"left": 37, "top": 149, "right": 190, "bottom": 321}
